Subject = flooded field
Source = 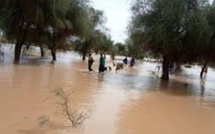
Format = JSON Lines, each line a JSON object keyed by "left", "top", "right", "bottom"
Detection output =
{"left": 0, "top": 51, "right": 215, "bottom": 134}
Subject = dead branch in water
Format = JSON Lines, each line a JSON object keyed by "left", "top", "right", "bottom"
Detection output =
{"left": 149, "top": 71, "right": 159, "bottom": 79}
{"left": 53, "top": 88, "right": 89, "bottom": 127}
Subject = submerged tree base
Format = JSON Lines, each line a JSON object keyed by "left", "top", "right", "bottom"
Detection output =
{"left": 161, "top": 55, "right": 169, "bottom": 80}
{"left": 161, "top": 74, "right": 169, "bottom": 80}
{"left": 200, "top": 61, "right": 208, "bottom": 79}
{"left": 14, "top": 43, "right": 23, "bottom": 64}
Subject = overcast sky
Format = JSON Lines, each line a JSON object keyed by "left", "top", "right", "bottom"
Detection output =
{"left": 92, "top": 0, "right": 214, "bottom": 43}
{"left": 92, "top": 0, "right": 131, "bottom": 43}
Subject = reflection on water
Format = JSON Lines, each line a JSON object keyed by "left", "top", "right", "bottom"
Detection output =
{"left": 0, "top": 51, "right": 215, "bottom": 134}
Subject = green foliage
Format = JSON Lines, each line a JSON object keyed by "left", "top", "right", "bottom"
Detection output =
{"left": 73, "top": 30, "right": 114, "bottom": 56}
{"left": 0, "top": 0, "right": 105, "bottom": 61}
{"left": 114, "top": 42, "right": 126, "bottom": 56}
{"left": 125, "top": 39, "right": 144, "bottom": 59}
{"left": 128, "top": 0, "right": 215, "bottom": 80}
{"left": 71, "top": 7, "right": 115, "bottom": 60}
{"left": 128, "top": 0, "right": 215, "bottom": 63}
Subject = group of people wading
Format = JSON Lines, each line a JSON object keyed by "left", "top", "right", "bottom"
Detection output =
{"left": 87, "top": 52, "right": 135, "bottom": 73}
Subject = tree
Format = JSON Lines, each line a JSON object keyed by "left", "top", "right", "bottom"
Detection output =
{"left": 180, "top": 2, "right": 215, "bottom": 78}
{"left": 72, "top": 8, "right": 107, "bottom": 61}
{"left": 115, "top": 42, "right": 126, "bottom": 56}
{"left": 198, "top": 3, "right": 215, "bottom": 78}
{"left": 129, "top": 0, "right": 211, "bottom": 80}
{"left": 0, "top": 0, "right": 91, "bottom": 63}
{"left": 73, "top": 30, "right": 114, "bottom": 60}
{"left": 125, "top": 38, "right": 144, "bottom": 59}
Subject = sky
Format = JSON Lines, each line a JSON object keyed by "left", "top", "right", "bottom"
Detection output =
{"left": 92, "top": 0, "right": 214, "bottom": 43}
{"left": 92, "top": 0, "right": 131, "bottom": 43}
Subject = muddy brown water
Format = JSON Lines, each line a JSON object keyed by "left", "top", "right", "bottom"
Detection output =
{"left": 0, "top": 52, "right": 215, "bottom": 134}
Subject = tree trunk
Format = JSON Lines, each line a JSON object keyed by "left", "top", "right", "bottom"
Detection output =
{"left": 40, "top": 45, "right": 45, "bottom": 57}
{"left": 200, "top": 61, "right": 208, "bottom": 79}
{"left": 14, "top": 43, "right": 23, "bottom": 64}
{"left": 82, "top": 52, "right": 86, "bottom": 61}
{"left": 82, "top": 37, "right": 92, "bottom": 61}
{"left": 161, "top": 55, "right": 169, "bottom": 80}
{"left": 51, "top": 48, "right": 56, "bottom": 61}
{"left": 26, "top": 44, "right": 31, "bottom": 50}
{"left": 14, "top": 22, "right": 30, "bottom": 63}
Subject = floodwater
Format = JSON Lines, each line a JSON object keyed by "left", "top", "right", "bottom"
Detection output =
{"left": 0, "top": 49, "right": 215, "bottom": 134}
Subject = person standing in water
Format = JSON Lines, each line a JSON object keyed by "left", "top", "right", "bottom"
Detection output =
{"left": 123, "top": 57, "right": 128, "bottom": 65}
{"left": 130, "top": 57, "right": 135, "bottom": 67}
{"left": 99, "top": 53, "right": 106, "bottom": 73}
{"left": 88, "top": 53, "right": 94, "bottom": 71}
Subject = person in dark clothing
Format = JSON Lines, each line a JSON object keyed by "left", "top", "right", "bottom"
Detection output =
{"left": 88, "top": 53, "right": 94, "bottom": 71}
{"left": 130, "top": 57, "right": 135, "bottom": 67}
{"left": 123, "top": 57, "right": 128, "bottom": 65}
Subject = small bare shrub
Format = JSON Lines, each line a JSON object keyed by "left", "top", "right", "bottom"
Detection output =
{"left": 53, "top": 88, "right": 89, "bottom": 127}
